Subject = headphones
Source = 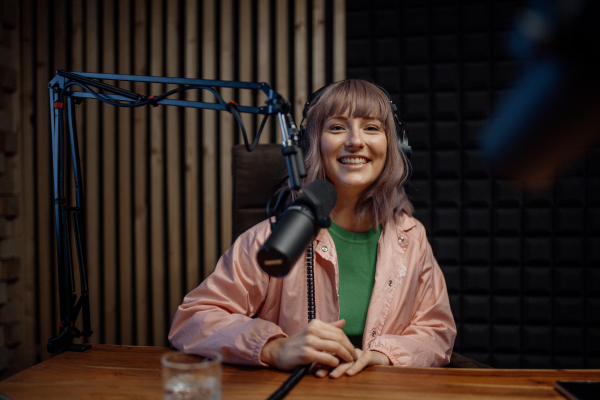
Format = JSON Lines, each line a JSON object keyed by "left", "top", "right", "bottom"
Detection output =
{"left": 299, "top": 81, "right": 412, "bottom": 159}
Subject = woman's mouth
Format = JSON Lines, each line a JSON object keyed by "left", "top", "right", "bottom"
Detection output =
{"left": 338, "top": 156, "right": 369, "bottom": 165}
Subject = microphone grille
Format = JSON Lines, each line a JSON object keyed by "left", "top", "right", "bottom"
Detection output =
{"left": 305, "top": 179, "right": 337, "bottom": 213}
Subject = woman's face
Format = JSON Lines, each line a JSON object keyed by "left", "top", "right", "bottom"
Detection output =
{"left": 320, "top": 114, "right": 387, "bottom": 197}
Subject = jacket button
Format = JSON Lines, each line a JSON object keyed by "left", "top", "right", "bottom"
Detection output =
{"left": 398, "top": 236, "right": 404, "bottom": 243}
{"left": 321, "top": 246, "right": 328, "bottom": 252}
{"left": 388, "top": 280, "right": 393, "bottom": 286}
{"left": 372, "top": 331, "right": 376, "bottom": 337}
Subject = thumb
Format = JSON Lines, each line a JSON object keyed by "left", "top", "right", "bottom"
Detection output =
{"left": 330, "top": 319, "right": 346, "bottom": 329}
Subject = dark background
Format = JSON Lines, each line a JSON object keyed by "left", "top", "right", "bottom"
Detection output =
{"left": 345, "top": 0, "right": 600, "bottom": 369}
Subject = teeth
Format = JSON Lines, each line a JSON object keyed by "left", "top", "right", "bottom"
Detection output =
{"left": 340, "top": 157, "right": 368, "bottom": 165}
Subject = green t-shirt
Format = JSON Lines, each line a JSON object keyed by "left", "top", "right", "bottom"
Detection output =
{"left": 327, "top": 221, "right": 382, "bottom": 349}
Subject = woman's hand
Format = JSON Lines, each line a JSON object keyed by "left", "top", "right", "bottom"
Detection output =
{"left": 260, "top": 319, "right": 357, "bottom": 371}
{"left": 315, "top": 348, "right": 391, "bottom": 379}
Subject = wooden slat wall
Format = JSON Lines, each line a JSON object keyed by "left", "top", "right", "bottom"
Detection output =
{"left": 148, "top": 0, "right": 166, "bottom": 350}
{"left": 11, "top": 0, "right": 345, "bottom": 370}
{"left": 132, "top": 0, "right": 150, "bottom": 347}
{"left": 34, "top": 0, "right": 55, "bottom": 360}
{"left": 201, "top": 0, "right": 218, "bottom": 293}
{"left": 102, "top": 0, "right": 118, "bottom": 346}
{"left": 183, "top": 0, "right": 200, "bottom": 296}
{"left": 117, "top": 0, "right": 134, "bottom": 346}
{"left": 11, "top": 0, "right": 36, "bottom": 374}
{"left": 166, "top": 0, "right": 183, "bottom": 347}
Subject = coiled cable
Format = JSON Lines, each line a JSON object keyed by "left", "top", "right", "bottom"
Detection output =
{"left": 266, "top": 245, "right": 315, "bottom": 400}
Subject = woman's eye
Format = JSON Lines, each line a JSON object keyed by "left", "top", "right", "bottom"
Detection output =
{"left": 365, "top": 125, "right": 382, "bottom": 132}
{"left": 329, "top": 125, "right": 344, "bottom": 131}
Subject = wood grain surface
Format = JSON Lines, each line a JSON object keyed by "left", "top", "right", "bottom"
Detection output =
{"left": 1, "top": 344, "right": 599, "bottom": 400}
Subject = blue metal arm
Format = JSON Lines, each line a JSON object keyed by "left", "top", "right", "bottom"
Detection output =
{"left": 47, "top": 70, "right": 304, "bottom": 355}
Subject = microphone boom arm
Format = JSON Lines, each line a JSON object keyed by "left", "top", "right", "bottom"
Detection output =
{"left": 47, "top": 70, "right": 300, "bottom": 354}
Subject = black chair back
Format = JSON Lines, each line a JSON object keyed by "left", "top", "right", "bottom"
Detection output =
{"left": 232, "top": 144, "right": 287, "bottom": 242}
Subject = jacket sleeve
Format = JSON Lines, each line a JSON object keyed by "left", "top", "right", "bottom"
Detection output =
{"left": 168, "top": 223, "right": 288, "bottom": 366}
{"left": 367, "top": 223, "right": 457, "bottom": 367}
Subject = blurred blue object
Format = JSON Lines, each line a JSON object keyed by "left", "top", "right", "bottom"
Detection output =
{"left": 480, "top": 0, "right": 600, "bottom": 186}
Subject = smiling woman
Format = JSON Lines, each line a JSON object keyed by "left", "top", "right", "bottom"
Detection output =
{"left": 169, "top": 79, "right": 456, "bottom": 379}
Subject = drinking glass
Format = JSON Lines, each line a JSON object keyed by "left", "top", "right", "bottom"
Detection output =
{"left": 161, "top": 350, "right": 222, "bottom": 400}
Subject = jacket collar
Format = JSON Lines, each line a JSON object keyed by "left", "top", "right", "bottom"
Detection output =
{"left": 315, "top": 212, "right": 416, "bottom": 244}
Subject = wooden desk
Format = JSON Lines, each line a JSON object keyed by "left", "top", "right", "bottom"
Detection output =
{"left": 1, "top": 344, "right": 599, "bottom": 399}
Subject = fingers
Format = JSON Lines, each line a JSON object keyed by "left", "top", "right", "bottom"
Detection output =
{"left": 315, "top": 368, "right": 329, "bottom": 378}
{"left": 261, "top": 319, "right": 359, "bottom": 371}
{"left": 304, "top": 334, "right": 355, "bottom": 363}
{"left": 344, "top": 350, "right": 391, "bottom": 377}
{"left": 323, "top": 320, "right": 358, "bottom": 360}
{"left": 326, "top": 348, "right": 364, "bottom": 378}
{"left": 312, "top": 364, "right": 332, "bottom": 378}
{"left": 315, "top": 348, "right": 366, "bottom": 379}
{"left": 302, "top": 346, "right": 345, "bottom": 368}
{"left": 328, "top": 360, "right": 356, "bottom": 378}
{"left": 345, "top": 352, "right": 370, "bottom": 376}
{"left": 304, "top": 320, "right": 357, "bottom": 362}
{"left": 319, "top": 348, "right": 368, "bottom": 379}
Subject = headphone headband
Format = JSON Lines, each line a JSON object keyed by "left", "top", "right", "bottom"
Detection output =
{"left": 302, "top": 85, "right": 329, "bottom": 120}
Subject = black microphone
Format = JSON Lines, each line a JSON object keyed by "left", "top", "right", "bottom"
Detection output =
{"left": 257, "top": 180, "right": 337, "bottom": 277}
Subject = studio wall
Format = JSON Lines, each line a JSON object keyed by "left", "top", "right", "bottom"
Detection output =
{"left": 346, "top": 0, "right": 600, "bottom": 368}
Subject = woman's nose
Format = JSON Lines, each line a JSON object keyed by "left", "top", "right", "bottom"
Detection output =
{"left": 345, "top": 127, "right": 365, "bottom": 149}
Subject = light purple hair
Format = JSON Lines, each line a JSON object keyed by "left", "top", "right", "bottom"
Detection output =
{"left": 302, "top": 79, "right": 413, "bottom": 228}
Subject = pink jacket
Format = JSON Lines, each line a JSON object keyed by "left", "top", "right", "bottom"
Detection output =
{"left": 169, "top": 213, "right": 456, "bottom": 367}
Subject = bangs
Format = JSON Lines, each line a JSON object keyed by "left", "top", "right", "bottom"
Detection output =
{"left": 318, "top": 80, "right": 391, "bottom": 126}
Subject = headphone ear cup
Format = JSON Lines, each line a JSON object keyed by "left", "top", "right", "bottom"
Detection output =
{"left": 397, "top": 124, "right": 411, "bottom": 159}
{"left": 390, "top": 100, "right": 411, "bottom": 159}
{"left": 299, "top": 124, "right": 310, "bottom": 155}
{"left": 300, "top": 85, "right": 328, "bottom": 157}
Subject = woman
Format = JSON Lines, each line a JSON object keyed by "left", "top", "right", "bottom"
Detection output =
{"left": 169, "top": 79, "right": 456, "bottom": 378}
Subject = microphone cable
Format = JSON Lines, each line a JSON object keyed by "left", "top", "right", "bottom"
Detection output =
{"left": 58, "top": 78, "right": 268, "bottom": 153}
{"left": 266, "top": 245, "right": 315, "bottom": 400}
